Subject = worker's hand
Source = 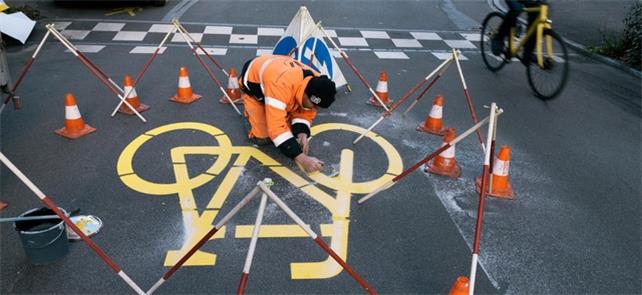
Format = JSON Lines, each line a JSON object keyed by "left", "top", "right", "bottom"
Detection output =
{"left": 296, "top": 133, "right": 309, "bottom": 155}
{"left": 295, "top": 154, "right": 324, "bottom": 173}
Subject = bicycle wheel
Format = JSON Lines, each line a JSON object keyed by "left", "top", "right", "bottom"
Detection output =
{"left": 480, "top": 12, "right": 508, "bottom": 71}
{"left": 526, "top": 29, "right": 569, "bottom": 100}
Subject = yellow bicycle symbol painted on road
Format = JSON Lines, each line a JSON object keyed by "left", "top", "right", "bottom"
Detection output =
{"left": 116, "top": 122, "right": 402, "bottom": 279}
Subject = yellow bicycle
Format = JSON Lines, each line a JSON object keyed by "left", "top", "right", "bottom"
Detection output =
{"left": 481, "top": 0, "right": 569, "bottom": 99}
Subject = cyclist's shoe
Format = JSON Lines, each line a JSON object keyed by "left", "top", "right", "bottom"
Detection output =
{"left": 491, "top": 36, "right": 503, "bottom": 56}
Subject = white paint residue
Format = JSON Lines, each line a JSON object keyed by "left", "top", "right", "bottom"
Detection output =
{"left": 317, "top": 112, "right": 348, "bottom": 117}
{"left": 322, "top": 141, "right": 331, "bottom": 147}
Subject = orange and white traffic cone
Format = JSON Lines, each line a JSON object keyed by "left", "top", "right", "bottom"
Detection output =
{"left": 219, "top": 67, "right": 242, "bottom": 104}
{"left": 170, "top": 66, "right": 202, "bottom": 104}
{"left": 448, "top": 276, "right": 469, "bottom": 295}
{"left": 55, "top": 93, "right": 96, "bottom": 139}
{"left": 424, "top": 128, "right": 461, "bottom": 178}
{"left": 416, "top": 95, "right": 447, "bottom": 136}
{"left": 118, "top": 74, "right": 150, "bottom": 115}
{"left": 476, "top": 145, "right": 515, "bottom": 199}
{"left": 367, "top": 71, "right": 393, "bottom": 108}
{"left": 0, "top": 200, "right": 7, "bottom": 210}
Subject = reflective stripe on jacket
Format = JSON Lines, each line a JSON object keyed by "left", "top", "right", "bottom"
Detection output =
{"left": 239, "top": 55, "right": 319, "bottom": 158}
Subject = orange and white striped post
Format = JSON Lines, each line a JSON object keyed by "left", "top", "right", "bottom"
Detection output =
{"left": 424, "top": 128, "right": 461, "bottom": 178}
{"left": 118, "top": 74, "right": 150, "bottom": 115}
{"left": 55, "top": 93, "right": 96, "bottom": 139}
{"left": 476, "top": 145, "right": 514, "bottom": 199}
{"left": 170, "top": 67, "right": 202, "bottom": 104}
{"left": 220, "top": 68, "right": 242, "bottom": 104}
{"left": 366, "top": 71, "right": 392, "bottom": 108}
{"left": 416, "top": 95, "right": 448, "bottom": 136}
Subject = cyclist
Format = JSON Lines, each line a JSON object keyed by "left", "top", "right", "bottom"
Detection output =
{"left": 491, "top": 0, "right": 541, "bottom": 64}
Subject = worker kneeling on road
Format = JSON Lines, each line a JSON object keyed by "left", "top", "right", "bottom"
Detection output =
{"left": 239, "top": 54, "right": 336, "bottom": 173}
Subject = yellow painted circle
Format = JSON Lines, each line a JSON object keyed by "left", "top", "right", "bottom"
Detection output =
{"left": 308, "top": 123, "right": 403, "bottom": 194}
{"left": 116, "top": 122, "right": 233, "bottom": 195}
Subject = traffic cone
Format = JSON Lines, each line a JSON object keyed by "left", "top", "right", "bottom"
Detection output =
{"left": 170, "top": 66, "right": 202, "bottom": 104}
{"left": 448, "top": 276, "right": 469, "bottom": 295}
{"left": 219, "top": 67, "right": 242, "bottom": 104}
{"left": 416, "top": 95, "right": 447, "bottom": 136}
{"left": 0, "top": 201, "right": 7, "bottom": 211}
{"left": 118, "top": 74, "right": 150, "bottom": 115}
{"left": 55, "top": 93, "right": 96, "bottom": 139}
{"left": 476, "top": 145, "right": 515, "bottom": 199}
{"left": 367, "top": 71, "right": 393, "bottom": 108}
{"left": 424, "top": 128, "right": 461, "bottom": 178}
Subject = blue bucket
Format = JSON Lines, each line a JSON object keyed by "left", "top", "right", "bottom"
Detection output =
{"left": 14, "top": 207, "right": 69, "bottom": 265}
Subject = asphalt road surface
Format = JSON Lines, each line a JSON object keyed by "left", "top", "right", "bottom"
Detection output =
{"left": 1, "top": 1, "right": 640, "bottom": 294}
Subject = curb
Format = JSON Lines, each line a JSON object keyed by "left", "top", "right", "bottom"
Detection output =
{"left": 563, "top": 37, "right": 642, "bottom": 79}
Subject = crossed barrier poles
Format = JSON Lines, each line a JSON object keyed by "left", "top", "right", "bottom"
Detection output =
{"left": 170, "top": 19, "right": 243, "bottom": 116}
{"left": 317, "top": 24, "right": 390, "bottom": 111}
{"left": 358, "top": 104, "right": 503, "bottom": 204}
{"left": 352, "top": 49, "right": 486, "bottom": 153}
{"left": 109, "top": 24, "right": 178, "bottom": 117}
{"left": 0, "top": 26, "right": 143, "bottom": 121}
{"left": 43, "top": 25, "right": 147, "bottom": 122}
{"left": 0, "top": 152, "right": 147, "bottom": 295}
{"left": 466, "top": 102, "right": 499, "bottom": 295}
{"left": 147, "top": 178, "right": 377, "bottom": 295}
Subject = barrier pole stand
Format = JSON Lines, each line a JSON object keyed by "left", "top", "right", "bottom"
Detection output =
{"left": 318, "top": 24, "right": 389, "bottom": 112}
{"left": 50, "top": 26, "right": 124, "bottom": 94}
{"left": 1, "top": 30, "right": 51, "bottom": 113}
{"left": 257, "top": 180, "right": 377, "bottom": 294}
{"left": 467, "top": 103, "right": 498, "bottom": 295}
{"left": 358, "top": 107, "right": 504, "bottom": 204}
{"left": 173, "top": 19, "right": 228, "bottom": 77}
{"left": 110, "top": 25, "right": 177, "bottom": 117}
{"left": 352, "top": 55, "right": 454, "bottom": 145}
{"left": 0, "top": 152, "right": 146, "bottom": 295}
{"left": 402, "top": 56, "right": 454, "bottom": 115}
{"left": 237, "top": 193, "right": 268, "bottom": 295}
{"left": 147, "top": 186, "right": 262, "bottom": 294}
{"left": 46, "top": 25, "right": 147, "bottom": 122}
{"left": 173, "top": 21, "right": 243, "bottom": 116}
{"left": 453, "top": 48, "right": 485, "bottom": 153}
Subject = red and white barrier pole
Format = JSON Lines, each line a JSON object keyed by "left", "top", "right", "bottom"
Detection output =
{"left": 257, "top": 181, "right": 377, "bottom": 294}
{"left": 173, "top": 19, "right": 229, "bottom": 77}
{"left": 0, "top": 152, "right": 146, "bottom": 295}
{"left": 174, "top": 24, "right": 243, "bottom": 116}
{"left": 49, "top": 27, "right": 124, "bottom": 94}
{"left": 402, "top": 57, "right": 454, "bottom": 115}
{"left": 146, "top": 186, "right": 262, "bottom": 294}
{"left": 467, "top": 103, "right": 498, "bottom": 295}
{"left": 352, "top": 55, "right": 454, "bottom": 145}
{"left": 358, "top": 107, "right": 503, "bottom": 204}
{"left": 318, "top": 24, "right": 389, "bottom": 112}
{"left": 46, "top": 25, "right": 147, "bottom": 122}
{"left": 111, "top": 26, "right": 177, "bottom": 117}
{"left": 1, "top": 30, "right": 52, "bottom": 113}
{"left": 453, "top": 49, "right": 485, "bottom": 153}
{"left": 237, "top": 193, "right": 268, "bottom": 295}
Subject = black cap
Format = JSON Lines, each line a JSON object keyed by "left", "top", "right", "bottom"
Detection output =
{"left": 305, "top": 75, "right": 336, "bottom": 108}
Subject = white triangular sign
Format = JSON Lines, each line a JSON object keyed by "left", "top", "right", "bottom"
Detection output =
{"left": 272, "top": 6, "right": 347, "bottom": 88}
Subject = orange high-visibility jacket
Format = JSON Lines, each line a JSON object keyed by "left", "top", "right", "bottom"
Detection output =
{"left": 240, "top": 55, "right": 320, "bottom": 158}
